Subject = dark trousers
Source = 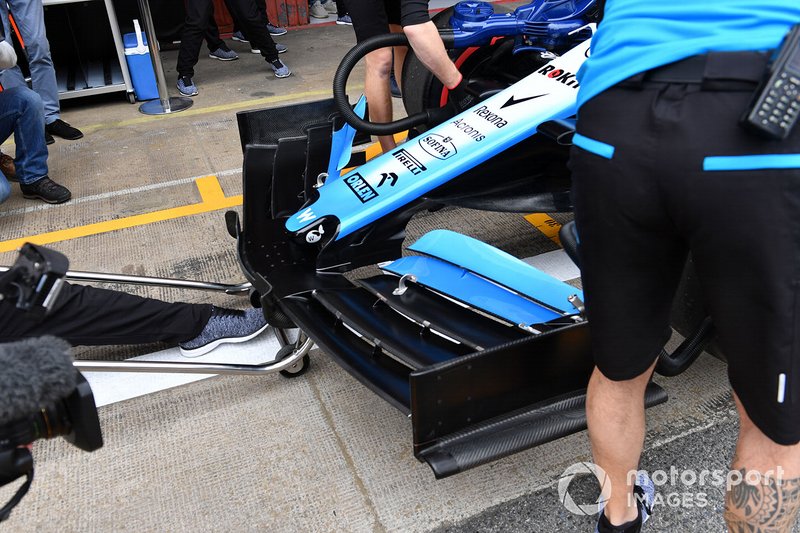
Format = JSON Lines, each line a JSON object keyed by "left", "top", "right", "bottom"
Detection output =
{"left": 177, "top": 0, "right": 279, "bottom": 78}
{"left": 0, "top": 281, "right": 212, "bottom": 346}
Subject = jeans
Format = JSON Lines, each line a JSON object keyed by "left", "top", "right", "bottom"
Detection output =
{"left": 0, "top": 0, "right": 60, "bottom": 124}
{"left": 0, "top": 86, "right": 48, "bottom": 203}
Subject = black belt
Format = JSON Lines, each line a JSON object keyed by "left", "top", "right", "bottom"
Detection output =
{"left": 621, "top": 51, "right": 768, "bottom": 90}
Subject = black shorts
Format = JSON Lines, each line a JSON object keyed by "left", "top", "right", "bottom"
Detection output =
{"left": 570, "top": 52, "right": 800, "bottom": 445}
{"left": 348, "top": 0, "right": 402, "bottom": 42}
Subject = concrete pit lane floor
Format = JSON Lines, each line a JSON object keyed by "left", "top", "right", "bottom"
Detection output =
{"left": 0, "top": 15, "right": 748, "bottom": 533}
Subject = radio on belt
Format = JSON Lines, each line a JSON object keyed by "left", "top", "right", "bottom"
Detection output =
{"left": 742, "top": 24, "right": 800, "bottom": 140}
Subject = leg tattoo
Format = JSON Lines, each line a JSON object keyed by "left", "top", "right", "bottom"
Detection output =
{"left": 724, "top": 470, "right": 800, "bottom": 532}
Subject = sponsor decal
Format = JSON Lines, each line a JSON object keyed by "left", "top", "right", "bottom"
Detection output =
{"left": 472, "top": 105, "right": 508, "bottom": 127}
{"left": 392, "top": 148, "right": 427, "bottom": 175}
{"left": 378, "top": 172, "right": 398, "bottom": 187}
{"left": 344, "top": 172, "right": 378, "bottom": 203}
{"left": 419, "top": 134, "right": 458, "bottom": 160}
{"left": 305, "top": 224, "right": 325, "bottom": 244}
{"left": 451, "top": 118, "right": 485, "bottom": 142}
{"left": 501, "top": 94, "right": 547, "bottom": 109}
{"left": 296, "top": 207, "right": 317, "bottom": 223}
{"left": 537, "top": 64, "right": 580, "bottom": 88}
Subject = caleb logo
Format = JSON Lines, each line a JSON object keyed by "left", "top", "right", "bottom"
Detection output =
{"left": 419, "top": 134, "right": 457, "bottom": 160}
{"left": 537, "top": 64, "right": 580, "bottom": 88}
{"left": 305, "top": 224, "right": 325, "bottom": 244}
{"left": 344, "top": 172, "right": 378, "bottom": 203}
{"left": 392, "top": 148, "right": 427, "bottom": 175}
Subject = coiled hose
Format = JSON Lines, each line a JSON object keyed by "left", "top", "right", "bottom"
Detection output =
{"left": 332, "top": 32, "right": 456, "bottom": 135}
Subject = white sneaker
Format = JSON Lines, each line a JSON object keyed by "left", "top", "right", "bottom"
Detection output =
{"left": 323, "top": 1, "right": 338, "bottom": 14}
{"left": 309, "top": 1, "right": 329, "bottom": 19}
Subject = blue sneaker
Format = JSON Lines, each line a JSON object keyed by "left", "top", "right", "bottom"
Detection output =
{"left": 336, "top": 14, "right": 352, "bottom": 25}
{"left": 270, "top": 59, "right": 291, "bottom": 78}
{"left": 231, "top": 30, "right": 248, "bottom": 43}
{"left": 179, "top": 307, "right": 269, "bottom": 358}
{"left": 595, "top": 472, "right": 654, "bottom": 533}
{"left": 176, "top": 75, "right": 198, "bottom": 97}
{"left": 250, "top": 43, "right": 287, "bottom": 54}
{"left": 209, "top": 46, "right": 239, "bottom": 61}
{"left": 267, "top": 22, "right": 287, "bottom": 36}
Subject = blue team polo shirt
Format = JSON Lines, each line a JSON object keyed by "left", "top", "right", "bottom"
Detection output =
{"left": 576, "top": 1, "right": 800, "bottom": 108}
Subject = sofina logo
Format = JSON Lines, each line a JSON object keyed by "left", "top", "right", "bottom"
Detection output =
{"left": 418, "top": 134, "right": 457, "bottom": 160}
{"left": 558, "top": 462, "right": 612, "bottom": 516}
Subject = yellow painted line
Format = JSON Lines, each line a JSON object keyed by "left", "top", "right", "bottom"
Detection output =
{"left": 524, "top": 213, "right": 562, "bottom": 245}
{"left": 1, "top": 132, "right": 396, "bottom": 252}
{"left": 0, "top": 176, "right": 242, "bottom": 253}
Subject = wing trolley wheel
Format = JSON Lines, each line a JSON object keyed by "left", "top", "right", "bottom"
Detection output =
{"left": 277, "top": 344, "right": 311, "bottom": 378}
{"left": 126, "top": 92, "right": 136, "bottom": 104}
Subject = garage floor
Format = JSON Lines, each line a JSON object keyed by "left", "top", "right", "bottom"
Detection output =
{"left": 0, "top": 10, "right": 743, "bottom": 533}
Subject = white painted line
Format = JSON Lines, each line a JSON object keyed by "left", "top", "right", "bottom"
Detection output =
{"left": 86, "top": 327, "right": 287, "bottom": 407}
{"left": 0, "top": 167, "right": 243, "bottom": 218}
{"left": 522, "top": 249, "right": 580, "bottom": 281}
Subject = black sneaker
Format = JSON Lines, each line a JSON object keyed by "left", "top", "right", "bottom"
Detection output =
{"left": 45, "top": 131, "right": 54, "bottom": 145}
{"left": 45, "top": 119, "right": 83, "bottom": 140}
{"left": 179, "top": 307, "right": 269, "bottom": 357}
{"left": 20, "top": 176, "right": 71, "bottom": 204}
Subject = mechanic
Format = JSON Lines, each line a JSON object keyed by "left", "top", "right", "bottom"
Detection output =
{"left": 347, "top": 0, "right": 407, "bottom": 152}
{"left": 347, "top": 0, "right": 473, "bottom": 152}
{"left": 570, "top": 1, "right": 800, "bottom": 532}
{"left": 0, "top": 280, "right": 269, "bottom": 357}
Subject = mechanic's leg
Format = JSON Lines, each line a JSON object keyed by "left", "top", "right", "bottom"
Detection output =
{"left": 177, "top": 0, "right": 214, "bottom": 79}
{"left": 365, "top": 47, "right": 396, "bottom": 152}
{"left": 402, "top": 21, "right": 460, "bottom": 89}
{"left": 587, "top": 358, "right": 658, "bottom": 526}
{"left": 724, "top": 393, "right": 800, "bottom": 532}
{"left": 0, "top": 280, "right": 212, "bottom": 345}
{"left": 389, "top": 24, "right": 407, "bottom": 88}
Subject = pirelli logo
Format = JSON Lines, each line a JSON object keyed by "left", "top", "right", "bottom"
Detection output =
{"left": 392, "top": 148, "right": 427, "bottom": 175}
{"left": 344, "top": 172, "right": 378, "bottom": 203}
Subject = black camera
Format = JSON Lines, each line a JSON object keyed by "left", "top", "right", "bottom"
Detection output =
{"left": 0, "top": 244, "right": 103, "bottom": 521}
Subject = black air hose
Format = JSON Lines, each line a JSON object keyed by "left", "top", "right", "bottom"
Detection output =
{"left": 333, "top": 32, "right": 456, "bottom": 135}
{"left": 655, "top": 316, "right": 715, "bottom": 377}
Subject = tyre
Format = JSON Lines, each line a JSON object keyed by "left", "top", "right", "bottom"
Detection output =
{"left": 401, "top": 5, "right": 540, "bottom": 131}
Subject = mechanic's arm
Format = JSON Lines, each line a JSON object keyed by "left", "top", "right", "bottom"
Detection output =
{"left": 402, "top": 21, "right": 461, "bottom": 88}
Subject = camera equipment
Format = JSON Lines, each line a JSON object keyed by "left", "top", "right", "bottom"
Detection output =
{"left": 0, "top": 245, "right": 102, "bottom": 521}
{"left": 742, "top": 23, "right": 800, "bottom": 139}
{"left": 0, "top": 242, "right": 68, "bottom": 319}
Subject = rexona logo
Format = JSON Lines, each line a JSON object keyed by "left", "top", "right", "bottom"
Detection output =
{"left": 419, "top": 134, "right": 457, "bottom": 160}
{"left": 344, "top": 172, "right": 378, "bottom": 203}
{"left": 537, "top": 65, "right": 580, "bottom": 88}
{"left": 472, "top": 105, "right": 508, "bottom": 128}
{"left": 392, "top": 148, "right": 427, "bottom": 175}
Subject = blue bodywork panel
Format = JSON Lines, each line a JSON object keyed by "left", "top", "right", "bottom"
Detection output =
{"left": 327, "top": 95, "right": 367, "bottom": 181}
{"left": 285, "top": 38, "right": 592, "bottom": 239}
{"left": 382, "top": 255, "right": 563, "bottom": 327}
{"left": 409, "top": 229, "right": 581, "bottom": 314}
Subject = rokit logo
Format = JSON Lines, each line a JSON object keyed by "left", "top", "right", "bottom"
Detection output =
{"left": 344, "top": 172, "right": 378, "bottom": 203}
{"left": 537, "top": 65, "right": 580, "bottom": 88}
{"left": 419, "top": 134, "right": 457, "bottom": 160}
{"left": 392, "top": 149, "right": 427, "bottom": 175}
